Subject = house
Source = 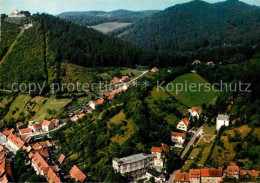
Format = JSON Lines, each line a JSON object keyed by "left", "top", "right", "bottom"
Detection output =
{"left": 0, "top": 157, "right": 12, "bottom": 182}
{"left": 224, "top": 162, "right": 239, "bottom": 179}
{"left": 16, "top": 122, "right": 24, "bottom": 129}
{"left": 188, "top": 107, "right": 203, "bottom": 119}
{"left": 7, "top": 134, "right": 25, "bottom": 153}
{"left": 123, "top": 83, "right": 130, "bottom": 91}
{"left": 69, "top": 165, "right": 87, "bottom": 183}
{"left": 46, "top": 167, "right": 61, "bottom": 183}
{"left": 32, "top": 140, "right": 52, "bottom": 150}
{"left": 107, "top": 87, "right": 124, "bottom": 100}
{"left": 151, "top": 67, "right": 159, "bottom": 73}
{"left": 2, "top": 128, "right": 14, "bottom": 137}
{"left": 145, "top": 169, "right": 166, "bottom": 183}
{"left": 0, "top": 144, "right": 9, "bottom": 157}
{"left": 70, "top": 113, "right": 86, "bottom": 122}
{"left": 42, "top": 120, "right": 55, "bottom": 132}
{"left": 189, "top": 169, "right": 200, "bottom": 183}
{"left": 110, "top": 77, "right": 120, "bottom": 84}
{"left": 192, "top": 60, "right": 201, "bottom": 65}
{"left": 177, "top": 118, "right": 191, "bottom": 131}
{"left": 51, "top": 119, "right": 60, "bottom": 127}
{"left": 0, "top": 133, "right": 7, "bottom": 144}
{"left": 58, "top": 154, "right": 65, "bottom": 164}
{"left": 200, "top": 168, "right": 223, "bottom": 183}
{"left": 120, "top": 76, "right": 130, "bottom": 83}
{"left": 240, "top": 170, "right": 260, "bottom": 179}
{"left": 89, "top": 97, "right": 104, "bottom": 110}
{"left": 86, "top": 107, "right": 94, "bottom": 114}
{"left": 8, "top": 10, "right": 26, "bottom": 18}
{"left": 171, "top": 132, "right": 186, "bottom": 148}
{"left": 174, "top": 171, "right": 190, "bottom": 183}
{"left": 31, "top": 123, "right": 42, "bottom": 132}
{"left": 206, "top": 61, "right": 214, "bottom": 66}
{"left": 19, "top": 128, "right": 32, "bottom": 135}
{"left": 216, "top": 114, "right": 229, "bottom": 131}
{"left": 151, "top": 144, "right": 169, "bottom": 168}
{"left": 113, "top": 153, "right": 154, "bottom": 178}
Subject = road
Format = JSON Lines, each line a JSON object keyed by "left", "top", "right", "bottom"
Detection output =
{"left": 180, "top": 125, "right": 204, "bottom": 159}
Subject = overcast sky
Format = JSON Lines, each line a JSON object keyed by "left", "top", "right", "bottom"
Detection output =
{"left": 1, "top": 0, "right": 260, "bottom": 15}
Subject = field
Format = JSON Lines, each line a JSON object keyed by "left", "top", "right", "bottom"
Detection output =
{"left": 89, "top": 22, "right": 131, "bottom": 34}
{"left": 108, "top": 110, "right": 136, "bottom": 145}
{"left": 167, "top": 73, "right": 219, "bottom": 107}
{"left": 4, "top": 94, "right": 72, "bottom": 122}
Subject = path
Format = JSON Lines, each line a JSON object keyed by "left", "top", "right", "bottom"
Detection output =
{"left": 180, "top": 125, "right": 204, "bottom": 159}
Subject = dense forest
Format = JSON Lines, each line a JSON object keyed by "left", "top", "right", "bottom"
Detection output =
{"left": 58, "top": 10, "right": 159, "bottom": 26}
{"left": 115, "top": 0, "right": 260, "bottom": 63}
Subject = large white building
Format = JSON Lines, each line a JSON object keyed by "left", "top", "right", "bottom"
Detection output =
{"left": 171, "top": 132, "right": 186, "bottom": 148}
{"left": 112, "top": 153, "right": 154, "bottom": 178}
{"left": 150, "top": 144, "right": 169, "bottom": 168}
{"left": 216, "top": 114, "right": 229, "bottom": 131}
{"left": 7, "top": 134, "right": 25, "bottom": 153}
{"left": 8, "top": 10, "right": 26, "bottom": 18}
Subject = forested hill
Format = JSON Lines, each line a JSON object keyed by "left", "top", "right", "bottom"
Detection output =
{"left": 116, "top": 0, "right": 260, "bottom": 62}
{"left": 58, "top": 10, "right": 159, "bottom": 26}
{"left": 0, "top": 14, "right": 168, "bottom": 89}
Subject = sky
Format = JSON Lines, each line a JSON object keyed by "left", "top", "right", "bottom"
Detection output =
{"left": 1, "top": 0, "right": 260, "bottom": 15}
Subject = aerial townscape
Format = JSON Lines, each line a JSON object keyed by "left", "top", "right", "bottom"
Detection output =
{"left": 0, "top": 0, "right": 260, "bottom": 182}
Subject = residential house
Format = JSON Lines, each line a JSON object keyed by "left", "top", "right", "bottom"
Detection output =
{"left": 177, "top": 118, "right": 191, "bottom": 131}
{"left": 70, "top": 113, "right": 86, "bottom": 122}
{"left": 200, "top": 168, "right": 223, "bottom": 183}
{"left": 188, "top": 107, "right": 203, "bottom": 119}
{"left": 151, "top": 144, "right": 169, "bottom": 168}
{"left": 171, "top": 132, "right": 186, "bottom": 148}
{"left": 89, "top": 97, "right": 104, "bottom": 110}
{"left": 42, "top": 120, "right": 55, "bottom": 132}
{"left": 240, "top": 170, "right": 260, "bottom": 179}
{"left": 58, "top": 154, "right": 65, "bottom": 164}
{"left": 224, "top": 162, "right": 239, "bottom": 179}
{"left": 16, "top": 122, "right": 24, "bottom": 129}
{"left": 145, "top": 169, "right": 166, "bottom": 183}
{"left": 174, "top": 171, "right": 190, "bottom": 183}
{"left": 19, "top": 128, "right": 32, "bottom": 135}
{"left": 123, "top": 83, "right": 130, "bottom": 91}
{"left": 0, "top": 157, "right": 13, "bottom": 182}
{"left": 151, "top": 67, "right": 159, "bottom": 73}
{"left": 113, "top": 153, "right": 154, "bottom": 178}
{"left": 120, "top": 76, "right": 130, "bottom": 83}
{"left": 69, "top": 165, "right": 87, "bottom": 183}
{"left": 8, "top": 10, "right": 26, "bottom": 18}
{"left": 51, "top": 119, "right": 60, "bottom": 127}
{"left": 189, "top": 169, "right": 200, "bottom": 183}
{"left": 31, "top": 123, "right": 42, "bottom": 132}
{"left": 7, "top": 134, "right": 25, "bottom": 153}
{"left": 32, "top": 140, "right": 52, "bottom": 150}
{"left": 206, "top": 61, "right": 215, "bottom": 66}
{"left": 216, "top": 114, "right": 229, "bottom": 131}
{"left": 107, "top": 87, "right": 124, "bottom": 100}
{"left": 192, "top": 60, "right": 201, "bottom": 65}
{"left": 110, "top": 77, "right": 120, "bottom": 84}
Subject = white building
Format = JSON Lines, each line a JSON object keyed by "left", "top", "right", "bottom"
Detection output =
{"left": 171, "top": 132, "right": 186, "bottom": 148}
{"left": 7, "top": 134, "right": 25, "bottom": 153}
{"left": 42, "top": 120, "right": 55, "bottom": 132}
{"left": 176, "top": 118, "right": 191, "bottom": 132}
{"left": 112, "top": 153, "right": 154, "bottom": 178}
{"left": 0, "top": 133, "right": 7, "bottom": 144}
{"left": 150, "top": 144, "right": 169, "bottom": 168}
{"left": 216, "top": 114, "right": 229, "bottom": 131}
{"left": 8, "top": 10, "right": 26, "bottom": 18}
{"left": 188, "top": 107, "right": 203, "bottom": 119}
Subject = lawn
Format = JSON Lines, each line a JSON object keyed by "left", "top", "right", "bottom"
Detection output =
{"left": 120, "top": 68, "right": 142, "bottom": 79}
{"left": 167, "top": 73, "right": 219, "bottom": 107}
{"left": 188, "top": 147, "right": 201, "bottom": 159}
{"left": 182, "top": 160, "right": 194, "bottom": 171}
{"left": 198, "top": 142, "right": 213, "bottom": 166}
{"left": 109, "top": 110, "right": 136, "bottom": 145}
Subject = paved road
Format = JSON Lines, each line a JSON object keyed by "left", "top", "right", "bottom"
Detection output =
{"left": 180, "top": 125, "right": 204, "bottom": 159}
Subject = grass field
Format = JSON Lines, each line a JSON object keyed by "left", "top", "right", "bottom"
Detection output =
{"left": 4, "top": 94, "right": 72, "bottom": 122}
{"left": 89, "top": 22, "right": 131, "bottom": 34}
{"left": 109, "top": 110, "right": 136, "bottom": 145}
{"left": 167, "top": 73, "right": 219, "bottom": 107}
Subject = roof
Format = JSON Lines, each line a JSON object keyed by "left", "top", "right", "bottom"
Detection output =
{"left": 191, "top": 107, "right": 203, "bottom": 114}
{"left": 192, "top": 60, "right": 201, "bottom": 64}
{"left": 175, "top": 172, "right": 190, "bottom": 182}
{"left": 42, "top": 120, "right": 52, "bottom": 127}
{"left": 226, "top": 163, "right": 239, "bottom": 175}
{"left": 16, "top": 122, "right": 23, "bottom": 127}
{"left": 180, "top": 117, "right": 191, "bottom": 127}
{"left": 46, "top": 168, "right": 61, "bottom": 183}
{"left": 217, "top": 114, "right": 229, "bottom": 121}
{"left": 147, "top": 169, "right": 166, "bottom": 179}
{"left": 51, "top": 119, "right": 59, "bottom": 124}
{"left": 107, "top": 88, "right": 124, "bottom": 100}
{"left": 114, "top": 153, "right": 153, "bottom": 165}
{"left": 58, "top": 154, "right": 65, "bottom": 164}
{"left": 240, "top": 170, "right": 260, "bottom": 179}
{"left": 201, "top": 168, "right": 223, "bottom": 177}
{"left": 0, "top": 157, "right": 6, "bottom": 177}
{"left": 32, "top": 141, "right": 52, "bottom": 150}
{"left": 189, "top": 169, "right": 200, "bottom": 178}
{"left": 151, "top": 67, "right": 159, "bottom": 72}
{"left": 20, "top": 135, "right": 31, "bottom": 143}
{"left": 172, "top": 132, "right": 186, "bottom": 138}
{"left": 19, "top": 128, "right": 32, "bottom": 134}
{"left": 69, "top": 165, "right": 86, "bottom": 182}
{"left": 7, "top": 134, "right": 25, "bottom": 149}
{"left": 121, "top": 76, "right": 130, "bottom": 81}
{"left": 110, "top": 77, "right": 120, "bottom": 84}
{"left": 50, "top": 165, "right": 60, "bottom": 172}
{"left": 151, "top": 146, "right": 163, "bottom": 153}
{"left": 32, "top": 152, "right": 49, "bottom": 175}
{"left": 2, "top": 129, "right": 14, "bottom": 136}
{"left": 33, "top": 123, "right": 42, "bottom": 130}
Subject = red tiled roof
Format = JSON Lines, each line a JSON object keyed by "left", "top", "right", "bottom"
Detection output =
{"left": 19, "top": 128, "right": 32, "bottom": 134}
{"left": 42, "top": 120, "right": 52, "bottom": 127}
{"left": 33, "top": 123, "right": 42, "bottom": 130}
{"left": 201, "top": 168, "right": 223, "bottom": 177}
{"left": 31, "top": 152, "right": 49, "bottom": 175}
{"left": 16, "top": 122, "right": 23, "bottom": 127}
{"left": 69, "top": 165, "right": 87, "bottom": 182}
{"left": 226, "top": 165, "right": 239, "bottom": 175}
{"left": 7, "top": 134, "right": 25, "bottom": 149}
{"left": 51, "top": 119, "right": 59, "bottom": 124}
{"left": 151, "top": 147, "right": 163, "bottom": 153}
{"left": 2, "top": 129, "right": 14, "bottom": 136}
{"left": 121, "top": 76, "right": 130, "bottom": 82}
{"left": 240, "top": 170, "right": 260, "bottom": 179}
{"left": 110, "top": 77, "right": 120, "bottom": 84}
{"left": 46, "top": 168, "right": 61, "bottom": 183}
{"left": 175, "top": 172, "right": 190, "bottom": 182}
{"left": 191, "top": 107, "right": 203, "bottom": 114}
{"left": 161, "top": 144, "right": 169, "bottom": 151}
{"left": 32, "top": 141, "right": 52, "bottom": 150}
{"left": 190, "top": 169, "right": 200, "bottom": 178}
{"left": 58, "top": 154, "right": 65, "bottom": 164}
{"left": 151, "top": 67, "right": 159, "bottom": 72}
{"left": 182, "top": 117, "right": 191, "bottom": 127}
{"left": 172, "top": 132, "right": 186, "bottom": 137}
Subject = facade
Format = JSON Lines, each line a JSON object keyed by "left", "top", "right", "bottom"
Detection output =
{"left": 113, "top": 153, "right": 154, "bottom": 178}
{"left": 177, "top": 118, "right": 191, "bottom": 131}
{"left": 150, "top": 144, "right": 169, "bottom": 168}
{"left": 216, "top": 114, "right": 229, "bottom": 131}
{"left": 200, "top": 168, "right": 223, "bottom": 183}
{"left": 189, "top": 169, "right": 200, "bottom": 183}
{"left": 42, "top": 120, "right": 55, "bottom": 132}
{"left": 174, "top": 172, "right": 190, "bottom": 183}
{"left": 7, "top": 134, "right": 25, "bottom": 153}
{"left": 171, "top": 132, "right": 186, "bottom": 147}
{"left": 0, "top": 133, "right": 7, "bottom": 144}
{"left": 224, "top": 162, "right": 239, "bottom": 179}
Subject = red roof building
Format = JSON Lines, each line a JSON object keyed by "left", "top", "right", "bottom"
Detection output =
{"left": 175, "top": 172, "right": 190, "bottom": 183}
{"left": 7, "top": 134, "right": 25, "bottom": 152}
{"left": 171, "top": 132, "right": 186, "bottom": 138}
{"left": 19, "top": 128, "right": 32, "bottom": 135}
{"left": 58, "top": 154, "right": 65, "bottom": 164}
{"left": 69, "top": 165, "right": 87, "bottom": 182}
